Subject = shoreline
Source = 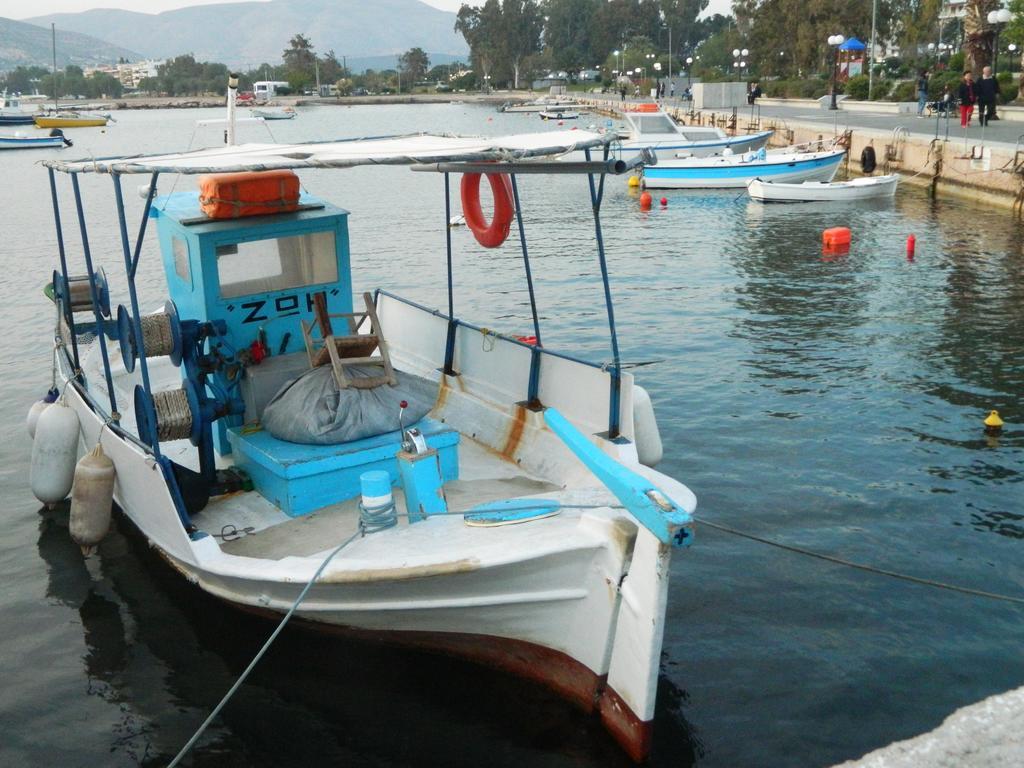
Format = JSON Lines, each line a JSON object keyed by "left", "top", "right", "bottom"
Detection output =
{"left": 41, "top": 92, "right": 533, "bottom": 111}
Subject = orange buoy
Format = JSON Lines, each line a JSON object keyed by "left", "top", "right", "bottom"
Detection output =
{"left": 822, "top": 227, "right": 851, "bottom": 247}
{"left": 640, "top": 191, "right": 653, "bottom": 209}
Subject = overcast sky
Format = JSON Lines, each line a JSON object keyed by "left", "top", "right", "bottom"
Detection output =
{"left": 7, "top": 0, "right": 730, "bottom": 23}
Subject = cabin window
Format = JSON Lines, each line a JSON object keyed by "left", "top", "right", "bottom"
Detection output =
{"left": 216, "top": 231, "right": 338, "bottom": 299}
{"left": 633, "top": 115, "right": 677, "bottom": 134}
{"left": 172, "top": 237, "right": 191, "bottom": 285}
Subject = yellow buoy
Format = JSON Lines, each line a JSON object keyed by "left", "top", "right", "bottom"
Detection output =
{"left": 984, "top": 410, "right": 1004, "bottom": 433}
{"left": 628, "top": 175, "right": 640, "bottom": 188}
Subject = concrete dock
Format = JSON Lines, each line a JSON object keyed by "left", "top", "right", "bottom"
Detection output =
{"left": 832, "top": 685, "right": 1024, "bottom": 767}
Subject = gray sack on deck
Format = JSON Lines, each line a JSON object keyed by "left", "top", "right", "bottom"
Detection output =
{"left": 261, "top": 365, "right": 437, "bottom": 445}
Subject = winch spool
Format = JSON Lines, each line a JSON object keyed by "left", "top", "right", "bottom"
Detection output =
{"left": 53, "top": 268, "right": 111, "bottom": 323}
{"left": 135, "top": 380, "right": 201, "bottom": 446}
{"left": 118, "top": 301, "right": 182, "bottom": 373}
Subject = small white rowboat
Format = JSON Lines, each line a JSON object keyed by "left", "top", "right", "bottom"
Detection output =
{"left": 747, "top": 174, "right": 899, "bottom": 203}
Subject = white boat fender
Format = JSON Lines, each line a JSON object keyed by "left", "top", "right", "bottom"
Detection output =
{"left": 632, "top": 385, "right": 663, "bottom": 467}
{"left": 69, "top": 442, "right": 116, "bottom": 556}
{"left": 30, "top": 399, "right": 80, "bottom": 506}
{"left": 27, "top": 387, "right": 60, "bottom": 439}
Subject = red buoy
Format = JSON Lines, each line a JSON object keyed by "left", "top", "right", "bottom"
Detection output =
{"left": 660, "top": 197, "right": 668, "bottom": 206}
{"left": 640, "top": 191, "right": 653, "bottom": 209}
{"left": 822, "top": 227, "right": 851, "bottom": 247}
{"left": 906, "top": 234, "right": 916, "bottom": 259}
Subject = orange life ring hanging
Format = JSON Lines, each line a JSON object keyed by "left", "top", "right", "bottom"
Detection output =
{"left": 460, "top": 172, "right": 515, "bottom": 248}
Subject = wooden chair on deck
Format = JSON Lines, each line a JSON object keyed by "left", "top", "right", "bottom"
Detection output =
{"left": 300, "top": 291, "right": 397, "bottom": 390}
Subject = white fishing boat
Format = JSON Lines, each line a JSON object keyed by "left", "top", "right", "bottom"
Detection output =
{"left": 499, "top": 96, "right": 577, "bottom": 113}
{"left": 614, "top": 106, "right": 773, "bottom": 159}
{"left": 251, "top": 106, "right": 297, "bottom": 120}
{"left": 747, "top": 174, "right": 899, "bottom": 202}
{"left": 540, "top": 109, "right": 579, "bottom": 120}
{"left": 30, "top": 83, "right": 695, "bottom": 763}
{"left": 643, "top": 147, "right": 846, "bottom": 189}
{"left": 0, "top": 92, "right": 35, "bottom": 126}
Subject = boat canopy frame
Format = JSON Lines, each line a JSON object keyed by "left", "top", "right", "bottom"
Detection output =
{"left": 43, "top": 130, "right": 644, "bottom": 534}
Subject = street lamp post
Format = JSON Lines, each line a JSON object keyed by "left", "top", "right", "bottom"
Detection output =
{"left": 988, "top": 8, "right": 1012, "bottom": 75}
{"left": 613, "top": 49, "right": 622, "bottom": 74}
{"left": 828, "top": 34, "right": 845, "bottom": 110}
{"left": 741, "top": 48, "right": 749, "bottom": 77}
{"left": 686, "top": 56, "right": 693, "bottom": 88}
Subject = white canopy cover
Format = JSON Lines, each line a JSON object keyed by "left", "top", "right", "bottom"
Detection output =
{"left": 45, "top": 130, "right": 613, "bottom": 175}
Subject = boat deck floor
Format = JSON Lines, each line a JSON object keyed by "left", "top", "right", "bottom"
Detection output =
{"left": 206, "top": 438, "right": 561, "bottom": 560}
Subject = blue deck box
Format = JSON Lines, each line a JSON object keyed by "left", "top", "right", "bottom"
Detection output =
{"left": 227, "top": 418, "right": 460, "bottom": 517}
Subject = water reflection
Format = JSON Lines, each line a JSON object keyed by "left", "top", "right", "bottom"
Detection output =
{"left": 37, "top": 508, "right": 699, "bottom": 766}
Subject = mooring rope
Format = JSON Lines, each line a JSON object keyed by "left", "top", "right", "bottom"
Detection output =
{"left": 166, "top": 529, "right": 361, "bottom": 768}
{"left": 693, "top": 516, "right": 1024, "bottom": 605}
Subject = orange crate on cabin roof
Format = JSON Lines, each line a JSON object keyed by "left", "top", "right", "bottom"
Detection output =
{"left": 198, "top": 170, "right": 301, "bottom": 219}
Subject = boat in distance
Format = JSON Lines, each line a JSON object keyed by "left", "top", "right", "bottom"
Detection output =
{"left": 34, "top": 111, "right": 110, "bottom": 128}
{"left": 0, "top": 93, "right": 35, "bottom": 126}
{"left": 540, "top": 109, "right": 580, "bottom": 120}
{"left": 612, "top": 106, "right": 773, "bottom": 159}
{"left": 747, "top": 173, "right": 899, "bottom": 202}
{"left": 643, "top": 148, "right": 846, "bottom": 189}
{"left": 34, "top": 126, "right": 696, "bottom": 762}
{"left": 0, "top": 130, "right": 71, "bottom": 150}
{"left": 251, "top": 107, "right": 297, "bottom": 120}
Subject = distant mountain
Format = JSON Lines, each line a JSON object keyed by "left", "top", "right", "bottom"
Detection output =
{"left": 0, "top": 16, "right": 142, "bottom": 71}
{"left": 27, "top": 0, "right": 468, "bottom": 69}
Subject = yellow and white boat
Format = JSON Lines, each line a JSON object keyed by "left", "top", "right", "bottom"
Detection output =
{"left": 34, "top": 112, "right": 109, "bottom": 128}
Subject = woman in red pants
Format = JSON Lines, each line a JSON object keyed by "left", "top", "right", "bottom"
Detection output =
{"left": 957, "top": 71, "right": 976, "bottom": 127}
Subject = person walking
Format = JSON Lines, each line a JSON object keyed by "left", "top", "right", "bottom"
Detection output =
{"left": 957, "top": 70, "right": 976, "bottom": 128}
{"left": 916, "top": 69, "right": 929, "bottom": 117}
{"left": 620, "top": 85, "right": 626, "bottom": 102}
{"left": 670, "top": 81, "right": 676, "bottom": 99}
{"left": 976, "top": 66, "right": 1000, "bottom": 126}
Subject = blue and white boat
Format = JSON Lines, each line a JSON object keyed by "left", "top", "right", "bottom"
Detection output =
{"left": 0, "top": 93, "right": 35, "bottom": 126}
{"left": 643, "top": 147, "right": 846, "bottom": 189}
{"left": 31, "top": 104, "right": 696, "bottom": 761}
{"left": 0, "top": 130, "right": 71, "bottom": 150}
{"left": 614, "top": 107, "right": 773, "bottom": 159}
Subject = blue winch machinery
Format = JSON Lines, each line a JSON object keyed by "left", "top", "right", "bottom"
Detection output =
{"left": 46, "top": 172, "right": 460, "bottom": 532}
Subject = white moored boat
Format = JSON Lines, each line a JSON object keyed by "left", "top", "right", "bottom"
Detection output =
{"left": 613, "top": 105, "right": 773, "bottom": 159}
{"left": 747, "top": 174, "right": 900, "bottom": 202}
{"left": 32, "top": 94, "right": 695, "bottom": 762}
{"left": 643, "top": 147, "right": 846, "bottom": 189}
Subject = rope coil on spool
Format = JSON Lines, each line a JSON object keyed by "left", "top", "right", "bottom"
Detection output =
{"left": 119, "top": 301, "right": 183, "bottom": 373}
{"left": 140, "top": 313, "right": 176, "bottom": 357}
{"left": 151, "top": 388, "right": 195, "bottom": 441}
{"left": 54, "top": 268, "right": 111, "bottom": 321}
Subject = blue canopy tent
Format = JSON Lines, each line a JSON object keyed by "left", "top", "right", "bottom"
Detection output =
{"left": 838, "top": 38, "right": 866, "bottom": 78}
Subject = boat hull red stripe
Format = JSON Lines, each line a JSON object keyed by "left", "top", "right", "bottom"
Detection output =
{"left": 236, "top": 603, "right": 653, "bottom": 761}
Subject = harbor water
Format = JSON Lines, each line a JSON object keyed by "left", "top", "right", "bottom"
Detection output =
{"left": 0, "top": 103, "right": 1021, "bottom": 767}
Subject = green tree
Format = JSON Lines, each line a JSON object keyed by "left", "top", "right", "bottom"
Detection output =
{"left": 456, "top": 0, "right": 503, "bottom": 86}
{"left": 399, "top": 47, "right": 431, "bottom": 83}
{"left": 283, "top": 33, "right": 316, "bottom": 91}
{"left": 319, "top": 50, "right": 348, "bottom": 85}
{"left": 503, "top": 0, "right": 544, "bottom": 88}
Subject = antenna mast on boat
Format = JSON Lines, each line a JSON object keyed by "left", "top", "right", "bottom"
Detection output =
{"left": 225, "top": 73, "right": 239, "bottom": 145}
{"left": 51, "top": 23, "right": 58, "bottom": 112}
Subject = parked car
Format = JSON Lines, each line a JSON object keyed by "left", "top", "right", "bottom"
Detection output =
{"left": 351, "top": 87, "right": 369, "bottom": 96}
{"left": 236, "top": 91, "right": 255, "bottom": 104}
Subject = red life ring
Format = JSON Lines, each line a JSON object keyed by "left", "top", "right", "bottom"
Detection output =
{"left": 460, "top": 172, "right": 515, "bottom": 248}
